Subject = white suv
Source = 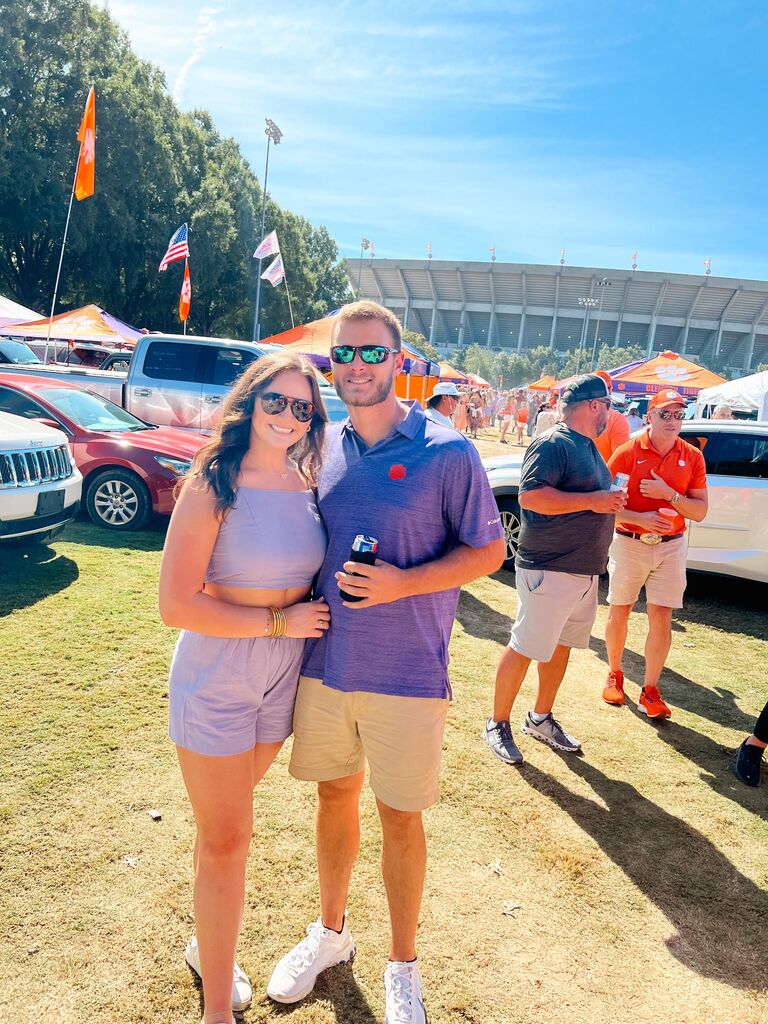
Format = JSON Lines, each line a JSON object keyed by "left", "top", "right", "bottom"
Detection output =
{"left": 0, "top": 411, "right": 82, "bottom": 544}
{"left": 483, "top": 420, "right": 768, "bottom": 583}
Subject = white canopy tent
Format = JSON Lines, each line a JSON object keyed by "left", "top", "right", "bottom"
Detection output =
{"left": 0, "top": 294, "right": 40, "bottom": 328}
{"left": 695, "top": 370, "right": 768, "bottom": 420}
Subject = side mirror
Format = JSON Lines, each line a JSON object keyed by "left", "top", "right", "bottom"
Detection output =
{"left": 35, "top": 417, "right": 71, "bottom": 435}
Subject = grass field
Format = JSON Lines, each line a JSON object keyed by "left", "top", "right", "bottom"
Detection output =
{"left": 1, "top": 503, "right": 767, "bottom": 1024}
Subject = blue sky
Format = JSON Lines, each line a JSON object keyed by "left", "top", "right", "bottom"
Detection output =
{"left": 108, "top": 0, "right": 768, "bottom": 280}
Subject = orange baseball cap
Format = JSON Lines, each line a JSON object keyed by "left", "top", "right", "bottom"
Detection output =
{"left": 595, "top": 370, "right": 613, "bottom": 391}
{"left": 648, "top": 389, "right": 686, "bottom": 412}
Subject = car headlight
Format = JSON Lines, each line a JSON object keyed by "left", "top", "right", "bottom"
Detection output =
{"left": 153, "top": 456, "right": 191, "bottom": 475}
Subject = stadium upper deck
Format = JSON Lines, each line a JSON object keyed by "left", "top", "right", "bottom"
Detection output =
{"left": 346, "top": 258, "right": 768, "bottom": 372}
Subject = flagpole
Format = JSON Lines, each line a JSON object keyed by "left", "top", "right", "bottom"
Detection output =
{"left": 183, "top": 258, "right": 188, "bottom": 336}
{"left": 45, "top": 156, "right": 80, "bottom": 363}
{"left": 282, "top": 255, "right": 296, "bottom": 330}
{"left": 252, "top": 118, "right": 283, "bottom": 343}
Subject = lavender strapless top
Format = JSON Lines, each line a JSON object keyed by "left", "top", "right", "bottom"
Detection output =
{"left": 205, "top": 488, "right": 327, "bottom": 589}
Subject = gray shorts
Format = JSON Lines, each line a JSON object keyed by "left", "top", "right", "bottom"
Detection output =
{"left": 509, "top": 567, "right": 599, "bottom": 663}
{"left": 168, "top": 630, "right": 305, "bottom": 756}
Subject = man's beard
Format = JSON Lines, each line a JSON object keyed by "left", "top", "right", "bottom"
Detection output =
{"left": 335, "top": 368, "right": 396, "bottom": 408}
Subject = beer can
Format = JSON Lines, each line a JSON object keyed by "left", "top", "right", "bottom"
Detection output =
{"left": 611, "top": 472, "right": 630, "bottom": 492}
{"left": 352, "top": 535, "right": 378, "bottom": 556}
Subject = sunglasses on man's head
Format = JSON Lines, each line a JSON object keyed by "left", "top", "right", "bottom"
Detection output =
{"left": 655, "top": 409, "right": 686, "bottom": 421}
{"left": 259, "top": 391, "right": 315, "bottom": 423}
{"left": 330, "top": 344, "right": 400, "bottom": 365}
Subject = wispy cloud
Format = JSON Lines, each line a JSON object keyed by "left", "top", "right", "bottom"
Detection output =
{"left": 173, "top": 4, "right": 224, "bottom": 106}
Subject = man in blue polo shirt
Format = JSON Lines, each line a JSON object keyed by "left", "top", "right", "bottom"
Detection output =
{"left": 267, "top": 301, "right": 504, "bottom": 1023}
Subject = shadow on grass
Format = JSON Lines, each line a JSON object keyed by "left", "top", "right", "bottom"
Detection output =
{"left": 0, "top": 543, "right": 79, "bottom": 615}
{"left": 588, "top": 635, "right": 757, "bottom": 734}
{"left": 520, "top": 758, "right": 768, "bottom": 991}
{"left": 269, "top": 961, "right": 378, "bottom": 1024}
{"left": 678, "top": 574, "right": 768, "bottom": 641}
{"left": 59, "top": 517, "right": 167, "bottom": 552}
{"left": 457, "top": 585, "right": 511, "bottom": 642}
{"left": 187, "top": 955, "right": 376, "bottom": 1024}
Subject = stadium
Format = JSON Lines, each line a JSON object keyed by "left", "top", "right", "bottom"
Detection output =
{"left": 346, "top": 258, "right": 768, "bottom": 373}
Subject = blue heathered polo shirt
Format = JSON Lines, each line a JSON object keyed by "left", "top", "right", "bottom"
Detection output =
{"left": 302, "top": 401, "right": 503, "bottom": 698}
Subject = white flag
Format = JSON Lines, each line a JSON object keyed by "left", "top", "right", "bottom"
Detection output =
{"left": 260, "top": 254, "right": 285, "bottom": 287}
{"left": 253, "top": 230, "right": 280, "bottom": 260}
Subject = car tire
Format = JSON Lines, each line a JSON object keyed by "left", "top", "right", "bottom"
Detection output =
{"left": 85, "top": 468, "right": 152, "bottom": 531}
{"left": 498, "top": 495, "right": 521, "bottom": 571}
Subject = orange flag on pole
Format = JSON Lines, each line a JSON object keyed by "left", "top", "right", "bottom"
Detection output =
{"left": 74, "top": 87, "right": 96, "bottom": 201}
{"left": 179, "top": 262, "right": 191, "bottom": 322}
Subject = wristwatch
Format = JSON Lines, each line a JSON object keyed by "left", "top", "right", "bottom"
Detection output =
{"left": 670, "top": 491, "right": 681, "bottom": 505}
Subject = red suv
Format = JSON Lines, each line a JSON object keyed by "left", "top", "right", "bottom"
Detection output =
{"left": 0, "top": 374, "right": 208, "bottom": 530}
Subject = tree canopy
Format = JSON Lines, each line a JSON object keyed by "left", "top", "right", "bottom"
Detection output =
{"left": 0, "top": 0, "right": 351, "bottom": 337}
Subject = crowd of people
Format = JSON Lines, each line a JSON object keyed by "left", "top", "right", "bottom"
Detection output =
{"left": 158, "top": 300, "right": 761, "bottom": 1024}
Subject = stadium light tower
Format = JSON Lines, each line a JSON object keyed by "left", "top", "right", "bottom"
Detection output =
{"left": 357, "top": 238, "right": 372, "bottom": 297}
{"left": 576, "top": 296, "right": 598, "bottom": 374}
{"left": 590, "top": 278, "right": 612, "bottom": 369}
{"left": 252, "top": 117, "right": 283, "bottom": 342}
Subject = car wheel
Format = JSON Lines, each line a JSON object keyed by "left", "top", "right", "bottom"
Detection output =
{"left": 85, "top": 468, "right": 152, "bottom": 531}
{"left": 498, "top": 495, "right": 521, "bottom": 571}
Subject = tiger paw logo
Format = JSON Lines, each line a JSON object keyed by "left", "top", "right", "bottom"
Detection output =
{"left": 389, "top": 464, "right": 407, "bottom": 480}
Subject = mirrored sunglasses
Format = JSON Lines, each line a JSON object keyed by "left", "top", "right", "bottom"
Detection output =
{"left": 260, "top": 391, "right": 315, "bottom": 423}
{"left": 330, "top": 344, "right": 400, "bottom": 365}
{"left": 655, "top": 409, "right": 686, "bottom": 421}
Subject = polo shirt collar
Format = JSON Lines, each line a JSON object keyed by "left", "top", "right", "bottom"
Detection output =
{"left": 638, "top": 427, "right": 684, "bottom": 457}
{"left": 342, "top": 400, "right": 424, "bottom": 446}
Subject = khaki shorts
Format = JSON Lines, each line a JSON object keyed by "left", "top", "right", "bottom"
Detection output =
{"left": 509, "top": 567, "right": 599, "bottom": 663}
{"left": 289, "top": 677, "right": 449, "bottom": 812}
{"left": 607, "top": 532, "right": 688, "bottom": 608}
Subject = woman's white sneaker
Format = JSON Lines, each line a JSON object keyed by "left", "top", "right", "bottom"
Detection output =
{"left": 184, "top": 933, "right": 252, "bottom": 1011}
{"left": 267, "top": 917, "right": 355, "bottom": 1004}
{"left": 384, "top": 959, "right": 427, "bottom": 1024}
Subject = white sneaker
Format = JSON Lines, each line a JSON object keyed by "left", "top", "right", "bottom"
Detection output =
{"left": 384, "top": 959, "right": 427, "bottom": 1024}
{"left": 184, "top": 933, "right": 252, "bottom": 1011}
{"left": 267, "top": 916, "right": 355, "bottom": 1004}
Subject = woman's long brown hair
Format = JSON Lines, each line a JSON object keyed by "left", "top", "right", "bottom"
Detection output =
{"left": 184, "top": 350, "right": 328, "bottom": 517}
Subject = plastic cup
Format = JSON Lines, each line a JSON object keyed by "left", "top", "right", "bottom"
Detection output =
{"left": 658, "top": 507, "right": 677, "bottom": 518}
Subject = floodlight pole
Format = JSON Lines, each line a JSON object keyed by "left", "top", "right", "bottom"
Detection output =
{"left": 589, "top": 278, "right": 611, "bottom": 369}
{"left": 576, "top": 296, "right": 598, "bottom": 374}
{"left": 357, "top": 238, "right": 372, "bottom": 297}
{"left": 252, "top": 117, "right": 283, "bottom": 343}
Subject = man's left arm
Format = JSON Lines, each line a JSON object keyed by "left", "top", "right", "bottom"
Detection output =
{"left": 336, "top": 442, "right": 505, "bottom": 608}
{"left": 336, "top": 538, "right": 505, "bottom": 607}
{"left": 638, "top": 465, "right": 709, "bottom": 522}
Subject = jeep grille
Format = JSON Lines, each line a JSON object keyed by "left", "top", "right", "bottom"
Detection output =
{"left": 0, "top": 444, "right": 74, "bottom": 488}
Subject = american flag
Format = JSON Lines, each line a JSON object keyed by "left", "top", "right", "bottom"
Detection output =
{"left": 159, "top": 223, "right": 190, "bottom": 272}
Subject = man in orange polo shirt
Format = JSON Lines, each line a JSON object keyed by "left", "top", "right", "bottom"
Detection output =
{"left": 602, "top": 389, "right": 708, "bottom": 717}
{"left": 593, "top": 370, "right": 630, "bottom": 463}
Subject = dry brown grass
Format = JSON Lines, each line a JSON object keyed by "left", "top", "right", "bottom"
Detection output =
{"left": 1, "top": 521, "right": 766, "bottom": 1024}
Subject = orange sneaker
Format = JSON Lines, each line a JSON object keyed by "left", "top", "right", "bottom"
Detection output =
{"left": 639, "top": 686, "right": 671, "bottom": 719}
{"left": 602, "top": 671, "right": 625, "bottom": 706}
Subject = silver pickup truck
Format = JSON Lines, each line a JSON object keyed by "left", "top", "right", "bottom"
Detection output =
{"left": 0, "top": 333, "right": 347, "bottom": 430}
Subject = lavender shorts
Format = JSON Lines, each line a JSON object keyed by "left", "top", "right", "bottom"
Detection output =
{"left": 168, "top": 630, "right": 305, "bottom": 756}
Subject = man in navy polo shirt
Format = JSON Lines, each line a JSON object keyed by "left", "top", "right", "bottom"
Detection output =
{"left": 267, "top": 301, "right": 505, "bottom": 1023}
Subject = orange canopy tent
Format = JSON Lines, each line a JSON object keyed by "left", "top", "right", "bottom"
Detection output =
{"left": 438, "top": 361, "right": 468, "bottom": 383}
{"left": 527, "top": 374, "right": 557, "bottom": 391}
{"left": 466, "top": 372, "right": 490, "bottom": 387}
{"left": 262, "top": 315, "right": 441, "bottom": 404}
{"left": 0, "top": 303, "right": 141, "bottom": 347}
{"left": 611, "top": 351, "right": 725, "bottom": 398}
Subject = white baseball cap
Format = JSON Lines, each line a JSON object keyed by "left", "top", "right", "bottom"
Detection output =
{"left": 432, "top": 382, "right": 461, "bottom": 397}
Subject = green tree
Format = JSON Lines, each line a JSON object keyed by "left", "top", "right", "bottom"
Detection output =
{"left": 402, "top": 330, "right": 440, "bottom": 363}
{"left": 0, "top": 0, "right": 350, "bottom": 337}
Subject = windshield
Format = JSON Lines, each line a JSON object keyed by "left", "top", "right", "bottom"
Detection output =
{"left": 37, "top": 387, "right": 149, "bottom": 432}
{"left": 1, "top": 340, "right": 41, "bottom": 364}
